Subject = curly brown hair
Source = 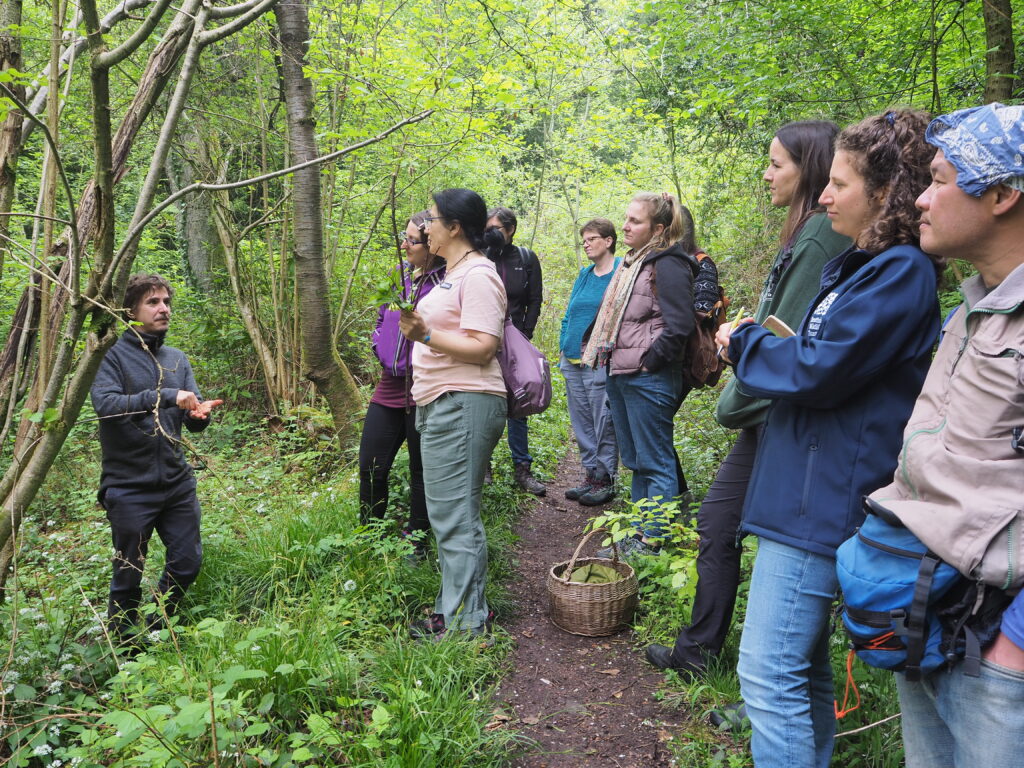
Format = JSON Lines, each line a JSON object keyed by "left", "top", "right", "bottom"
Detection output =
{"left": 836, "top": 108, "right": 937, "bottom": 262}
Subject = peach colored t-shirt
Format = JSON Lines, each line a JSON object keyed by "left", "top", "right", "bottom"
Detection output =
{"left": 411, "top": 258, "right": 507, "bottom": 406}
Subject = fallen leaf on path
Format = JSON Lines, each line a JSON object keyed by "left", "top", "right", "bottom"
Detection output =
{"left": 521, "top": 715, "right": 541, "bottom": 725}
{"left": 599, "top": 668, "right": 620, "bottom": 676}
{"left": 612, "top": 690, "right": 623, "bottom": 699}
{"left": 521, "top": 628, "right": 535, "bottom": 638}
{"left": 540, "top": 678, "right": 552, "bottom": 685}
{"left": 658, "top": 729, "right": 673, "bottom": 741}
{"left": 485, "top": 710, "right": 511, "bottom": 730}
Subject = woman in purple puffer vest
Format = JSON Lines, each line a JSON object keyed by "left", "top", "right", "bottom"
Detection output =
{"left": 359, "top": 211, "right": 446, "bottom": 550}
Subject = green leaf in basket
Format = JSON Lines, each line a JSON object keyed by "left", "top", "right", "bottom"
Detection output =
{"left": 568, "top": 562, "right": 620, "bottom": 584}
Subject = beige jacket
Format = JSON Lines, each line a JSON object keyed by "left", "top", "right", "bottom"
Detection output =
{"left": 870, "top": 262, "right": 1024, "bottom": 588}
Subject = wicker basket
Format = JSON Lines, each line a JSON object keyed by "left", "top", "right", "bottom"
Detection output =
{"left": 547, "top": 528, "right": 639, "bottom": 636}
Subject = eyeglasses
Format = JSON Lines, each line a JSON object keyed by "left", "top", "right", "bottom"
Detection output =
{"left": 582, "top": 235, "right": 608, "bottom": 245}
{"left": 403, "top": 235, "right": 425, "bottom": 246}
{"left": 422, "top": 215, "right": 446, "bottom": 224}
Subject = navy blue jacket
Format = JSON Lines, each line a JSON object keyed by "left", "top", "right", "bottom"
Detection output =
{"left": 728, "top": 244, "right": 940, "bottom": 558}
{"left": 91, "top": 330, "right": 210, "bottom": 497}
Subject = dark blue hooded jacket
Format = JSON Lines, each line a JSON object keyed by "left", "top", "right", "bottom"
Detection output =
{"left": 727, "top": 244, "right": 940, "bottom": 558}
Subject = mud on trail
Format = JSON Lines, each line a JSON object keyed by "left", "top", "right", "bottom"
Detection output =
{"left": 493, "top": 453, "right": 690, "bottom": 767}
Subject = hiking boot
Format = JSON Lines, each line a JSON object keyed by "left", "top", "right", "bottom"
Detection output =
{"left": 644, "top": 644, "right": 705, "bottom": 678}
{"left": 579, "top": 477, "right": 615, "bottom": 506}
{"left": 400, "top": 530, "right": 430, "bottom": 563}
{"left": 514, "top": 463, "right": 546, "bottom": 496}
{"left": 410, "top": 612, "right": 446, "bottom": 640}
{"left": 709, "top": 702, "right": 749, "bottom": 731}
{"left": 596, "top": 534, "right": 662, "bottom": 560}
{"left": 565, "top": 479, "right": 593, "bottom": 501}
{"left": 483, "top": 462, "right": 493, "bottom": 485}
{"left": 411, "top": 611, "right": 496, "bottom": 642}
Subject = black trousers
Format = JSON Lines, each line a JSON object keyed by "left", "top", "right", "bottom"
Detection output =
{"left": 670, "top": 426, "right": 759, "bottom": 667}
{"left": 102, "top": 481, "right": 203, "bottom": 637}
{"left": 358, "top": 401, "right": 428, "bottom": 533}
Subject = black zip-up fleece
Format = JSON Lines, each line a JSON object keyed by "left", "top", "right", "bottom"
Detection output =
{"left": 488, "top": 243, "right": 543, "bottom": 339}
{"left": 91, "top": 330, "right": 210, "bottom": 497}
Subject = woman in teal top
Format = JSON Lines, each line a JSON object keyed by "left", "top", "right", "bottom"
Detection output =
{"left": 558, "top": 218, "right": 622, "bottom": 506}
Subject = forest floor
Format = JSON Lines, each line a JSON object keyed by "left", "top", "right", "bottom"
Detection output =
{"left": 494, "top": 451, "right": 689, "bottom": 767}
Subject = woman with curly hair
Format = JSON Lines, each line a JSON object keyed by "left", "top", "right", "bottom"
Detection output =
{"left": 716, "top": 108, "right": 941, "bottom": 767}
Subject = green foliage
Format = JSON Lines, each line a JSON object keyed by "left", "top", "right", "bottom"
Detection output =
{"left": 2, "top": 401, "right": 542, "bottom": 766}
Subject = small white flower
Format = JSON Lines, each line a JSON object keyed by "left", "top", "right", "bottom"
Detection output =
{"left": 343, "top": 580, "right": 357, "bottom": 592}
{"left": 250, "top": 644, "right": 261, "bottom": 652}
{"left": 33, "top": 744, "right": 53, "bottom": 756}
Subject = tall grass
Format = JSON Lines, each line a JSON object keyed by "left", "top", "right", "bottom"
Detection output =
{"left": 1, "top": 397, "right": 567, "bottom": 767}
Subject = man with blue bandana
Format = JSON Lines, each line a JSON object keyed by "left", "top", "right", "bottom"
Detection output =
{"left": 865, "top": 103, "right": 1024, "bottom": 766}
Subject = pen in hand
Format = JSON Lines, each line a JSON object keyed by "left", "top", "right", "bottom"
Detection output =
{"left": 716, "top": 305, "right": 747, "bottom": 359}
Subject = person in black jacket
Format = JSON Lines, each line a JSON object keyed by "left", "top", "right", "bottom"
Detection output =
{"left": 91, "top": 274, "right": 222, "bottom": 645}
{"left": 486, "top": 206, "right": 546, "bottom": 495}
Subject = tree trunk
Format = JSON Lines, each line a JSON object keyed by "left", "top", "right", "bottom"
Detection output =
{"left": 167, "top": 140, "right": 216, "bottom": 292}
{"left": 0, "top": 0, "right": 276, "bottom": 594}
{"left": 276, "top": 0, "right": 363, "bottom": 443}
{"left": 0, "top": 8, "right": 197, "bottom": 428}
{"left": 0, "top": 0, "right": 24, "bottom": 282}
{"left": 982, "top": 0, "right": 1015, "bottom": 103}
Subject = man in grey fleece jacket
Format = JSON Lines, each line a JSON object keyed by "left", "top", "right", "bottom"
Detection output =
{"left": 91, "top": 274, "right": 221, "bottom": 644}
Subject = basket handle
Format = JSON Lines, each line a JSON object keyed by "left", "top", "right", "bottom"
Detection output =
{"left": 562, "top": 527, "right": 618, "bottom": 581}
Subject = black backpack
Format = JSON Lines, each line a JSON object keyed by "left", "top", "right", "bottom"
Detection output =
{"left": 682, "top": 251, "right": 730, "bottom": 389}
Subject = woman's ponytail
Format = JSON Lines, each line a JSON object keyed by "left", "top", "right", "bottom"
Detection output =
{"left": 632, "top": 191, "right": 691, "bottom": 252}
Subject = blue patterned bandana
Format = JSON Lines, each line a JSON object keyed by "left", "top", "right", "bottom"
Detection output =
{"left": 926, "top": 103, "right": 1024, "bottom": 197}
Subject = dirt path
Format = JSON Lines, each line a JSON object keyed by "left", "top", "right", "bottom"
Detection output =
{"left": 495, "top": 452, "right": 688, "bottom": 767}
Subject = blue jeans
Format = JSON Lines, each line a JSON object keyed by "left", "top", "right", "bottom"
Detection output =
{"left": 738, "top": 538, "right": 839, "bottom": 768}
{"left": 506, "top": 415, "right": 531, "bottom": 465}
{"left": 559, "top": 355, "right": 618, "bottom": 481}
{"left": 606, "top": 365, "right": 686, "bottom": 537}
{"left": 896, "top": 658, "right": 1024, "bottom": 767}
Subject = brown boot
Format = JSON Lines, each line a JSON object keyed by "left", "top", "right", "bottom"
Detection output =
{"left": 514, "top": 462, "right": 546, "bottom": 496}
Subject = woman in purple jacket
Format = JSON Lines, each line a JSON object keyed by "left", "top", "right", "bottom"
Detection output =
{"left": 359, "top": 211, "right": 445, "bottom": 549}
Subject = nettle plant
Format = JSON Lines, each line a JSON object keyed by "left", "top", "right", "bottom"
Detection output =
{"left": 589, "top": 496, "right": 701, "bottom": 594}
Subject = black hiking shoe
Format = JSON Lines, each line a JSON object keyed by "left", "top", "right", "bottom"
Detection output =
{"left": 709, "top": 702, "right": 749, "bottom": 731}
{"left": 565, "top": 480, "right": 593, "bottom": 501}
{"left": 579, "top": 477, "right": 615, "bottom": 506}
{"left": 644, "top": 644, "right": 705, "bottom": 678}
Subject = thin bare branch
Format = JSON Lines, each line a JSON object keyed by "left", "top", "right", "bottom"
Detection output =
{"left": 114, "top": 109, "right": 434, "bottom": 266}
{"left": 0, "top": 83, "right": 79, "bottom": 275}
{"left": 198, "top": 0, "right": 279, "bottom": 45}
{"left": 95, "top": 0, "right": 177, "bottom": 68}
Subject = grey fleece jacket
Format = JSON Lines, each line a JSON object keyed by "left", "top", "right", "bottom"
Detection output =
{"left": 91, "top": 330, "right": 209, "bottom": 497}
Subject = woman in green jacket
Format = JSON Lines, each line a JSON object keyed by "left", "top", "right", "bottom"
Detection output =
{"left": 645, "top": 120, "right": 851, "bottom": 676}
